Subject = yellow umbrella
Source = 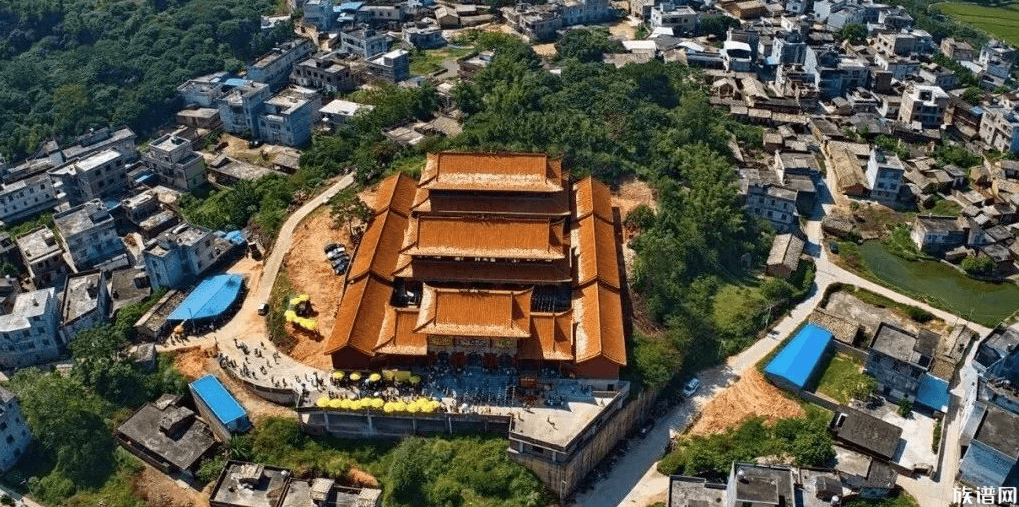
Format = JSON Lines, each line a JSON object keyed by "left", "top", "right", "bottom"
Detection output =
{"left": 297, "top": 294, "right": 309, "bottom": 302}
{"left": 420, "top": 403, "right": 436, "bottom": 413}
{"left": 392, "top": 401, "right": 407, "bottom": 412}
{"left": 333, "top": 371, "right": 344, "bottom": 379}
{"left": 417, "top": 397, "right": 430, "bottom": 404}
{"left": 407, "top": 404, "right": 419, "bottom": 413}
{"left": 350, "top": 372, "right": 362, "bottom": 381}
{"left": 351, "top": 399, "right": 363, "bottom": 410}
{"left": 430, "top": 400, "right": 441, "bottom": 411}
{"left": 382, "top": 370, "right": 396, "bottom": 381}
{"left": 384, "top": 403, "right": 395, "bottom": 413}
{"left": 329, "top": 399, "right": 343, "bottom": 409}
{"left": 284, "top": 310, "right": 297, "bottom": 322}
{"left": 340, "top": 399, "right": 353, "bottom": 409}
{"left": 316, "top": 397, "right": 330, "bottom": 408}
{"left": 371, "top": 398, "right": 384, "bottom": 409}
{"left": 368, "top": 373, "right": 381, "bottom": 382}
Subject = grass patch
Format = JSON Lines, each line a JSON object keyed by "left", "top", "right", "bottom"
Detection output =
{"left": 60, "top": 449, "right": 145, "bottom": 507}
{"left": 844, "top": 490, "right": 919, "bottom": 507}
{"left": 932, "top": 417, "right": 942, "bottom": 453}
{"left": 923, "top": 197, "right": 962, "bottom": 216}
{"left": 882, "top": 224, "right": 930, "bottom": 261}
{"left": 409, "top": 47, "right": 474, "bottom": 76}
{"left": 833, "top": 284, "right": 936, "bottom": 325}
{"left": 1, "top": 211, "right": 55, "bottom": 240}
{"left": 937, "top": 1, "right": 1019, "bottom": 47}
{"left": 267, "top": 268, "right": 297, "bottom": 352}
{"left": 815, "top": 353, "right": 876, "bottom": 404}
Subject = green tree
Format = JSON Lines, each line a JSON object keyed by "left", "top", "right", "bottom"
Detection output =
{"left": 961, "top": 255, "right": 995, "bottom": 275}
{"left": 555, "top": 29, "right": 624, "bottom": 63}
{"left": 836, "top": 23, "right": 868, "bottom": 43}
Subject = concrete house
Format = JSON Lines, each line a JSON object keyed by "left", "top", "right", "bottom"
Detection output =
{"left": 366, "top": 49, "right": 410, "bottom": 83}
{"left": 650, "top": 4, "right": 698, "bottom": 33}
{"left": 941, "top": 38, "right": 974, "bottom": 61}
{"left": 0, "top": 288, "right": 61, "bottom": 368}
{"left": 143, "top": 223, "right": 235, "bottom": 289}
{"left": 865, "top": 148, "right": 904, "bottom": 202}
{"left": 669, "top": 462, "right": 843, "bottom": 507}
{"left": 246, "top": 39, "right": 315, "bottom": 92}
{"left": 16, "top": 227, "right": 70, "bottom": 289}
{"left": 216, "top": 80, "right": 272, "bottom": 139}
{"left": 979, "top": 40, "right": 1016, "bottom": 80}
{"left": 60, "top": 126, "right": 138, "bottom": 165}
{"left": 291, "top": 52, "right": 357, "bottom": 93}
{"left": 60, "top": 269, "right": 110, "bottom": 343}
{"left": 979, "top": 104, "right": 1019, "bottom": 155}
{"left": 48, "top": 148, "right": 130, "bottom": 206}
{"left": 340, "top": 28, "right": 389, "bottom": 59}
{"left": 898, "top": 85, "right": 948, "bottom": 129}
{"left": 115, "top": 394, "right": 217, "bottom": 478}
{"left": 403, "top": 26, "right": 446, "bottom": 49}
{"left": 0, "top": 388, "right": 31, "bottom": 473}
{"left": 53, "top": 200, "right": 125, "bottom": 271}
{"left": 141, "top": 134, "right": 207, "bottom": 191}
{"left": 911, "top": 215, "right": 966, "bottom": 254}
{"left": 865, "top": 322, "right": 936, "bottom": 402}
{"left": 303, "top": 0, "right": 336, "bottom": 30}
{"left": 959, "top": 404, "right": 1019, "bottom": 488}
{"left": 766, "top": 233, "right": 804, "bottom": 278}
{"left": 0, "top": 173, "right": 60, "bottom": 226}
{"left": 257, "top": 86, "right": 321, "bottom": 147}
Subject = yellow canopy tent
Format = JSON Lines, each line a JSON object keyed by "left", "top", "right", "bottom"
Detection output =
{"left": 349, "top": 372, "right": 362, "bottom": 381}
{"left": 368, "top": 373, "right": 381, "bottom": 383}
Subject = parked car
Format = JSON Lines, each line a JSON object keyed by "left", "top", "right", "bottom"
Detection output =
{"left": 682, "top": 377, "right": 701, "bottom": 398}
{"left": 324, "top": 242, "right": 341, "bottom": 253}
{"left": 257, "top": 302, "right": 270, "bottom": 316}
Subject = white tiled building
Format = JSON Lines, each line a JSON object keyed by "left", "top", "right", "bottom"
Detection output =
{"left": 0, "top": 288, "right": 61, "bottom": 368}
{"left": 0, "top": 388, "right": 31, "bottom": 473}
{"left": 0, "top": 173, "right": 60, "bottom": 226}
{"left": 53, "top": 199, "right": 125, "bottom": 271}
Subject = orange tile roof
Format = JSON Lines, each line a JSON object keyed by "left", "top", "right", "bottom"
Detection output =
{"left": 408, "top": 215, "right": 567, "bottom": 260}
{"left": 574, "top": 177, "right": 613, "bottom": 222}
{"left": 419, "top": 152, "right": 564, "bottom": 193}
{"left": 574, "top": 214, "right": 620, "bottom": 289}
{"left": 522, "top": 311, "right": 574, "bottom": 361}
{"left": 325, "top": 275, "right": 393, "bottom": 355}
{"left": 411, "top": 188, "right": 571, "bottom": 216}
{"left": 415, "top": 286, "right": 532, "bottom": 338}
{"left": 375, "top": 306, "right": 428, "bottom": 356}
{"left": 370, "top": 172, "right": 417, "bottom": 216}
{"left": 347, "top": 209, "right": 408, "bottom": 282}
{"left": 393, "top": 258, "right": 573, "bottom": 284}
{"left": 574, "top": 282, "right": 626, "bottom": 366}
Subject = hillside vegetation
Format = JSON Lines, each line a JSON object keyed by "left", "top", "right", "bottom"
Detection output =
{"left": 0, "top": 0, "right": 293, "bottom": 159}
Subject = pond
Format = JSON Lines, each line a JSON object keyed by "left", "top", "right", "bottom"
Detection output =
{"left": 857, "top": 241, "right": 1019, "bottom": 327}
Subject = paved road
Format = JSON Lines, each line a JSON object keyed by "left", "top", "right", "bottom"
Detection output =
{"left": 157, "top": 175, "right": 354, "bottom": 379}
{"left": 577, "top": 179, "right": 989, "bottom": 507}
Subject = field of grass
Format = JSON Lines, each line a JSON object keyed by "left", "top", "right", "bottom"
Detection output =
{"left": 409, "top": 47, "right": 474, "bottom": 76}
{"left": 815, "top": 353, "right": 876, "bottom": 404}
{"left": 938, "top": 1, "right": 1019, "bottom": 47}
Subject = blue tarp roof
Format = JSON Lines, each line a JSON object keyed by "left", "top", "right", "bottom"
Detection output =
{"left": 190, "top": 375, "right": 248, "bottom": 428}
{"left": 222, "top": 230, "right": 246, "bottom": 246}
{"left": 168, "top": 274, "right": 244, "bottom": 321}
{"left": 765, "top": 324, "right": 833, "bottom": 389}
{"left": 916, "top": 373, "right": 950, "bottom": 412}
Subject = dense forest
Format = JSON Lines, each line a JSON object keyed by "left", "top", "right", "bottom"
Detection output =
{"left": 0, "top": 0, "right": 294, "bottom": 160}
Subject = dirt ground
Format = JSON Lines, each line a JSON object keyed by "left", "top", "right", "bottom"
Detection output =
{"left": 134, "top": 464, "right": 209, "bottom": 507}
{"left": 608, "top": 16, "right": 638, "bottom": 39}
{"left": 687, "top": 370, "right": 804, "bottom": 436}
{"left": 174, "top": 347, "right": 211, "bottom": 379}
{"left": 282, "top": 208, "right": 350, "bottom": 369}
{"left": 532, "top": 43, "right": 558, "bottom": 57}
{"left": 347, "top": 468, "right": 379, "bottom": 488}
{"left": 613, "top": 175, "right": 656, "bottom": 273}
{"left": 212, "top": 133, "right": 301, "bottom": 168}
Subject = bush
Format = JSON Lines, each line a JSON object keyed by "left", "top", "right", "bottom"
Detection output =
{"left": 897, "top": 399, "right": 913, "bottom": 417}
{"left": 0, "top": 495, "right": 14, "bottom": 506}
{"left": 624, "top": 204, "right": 655, "bottom": 231}
{"left": 932, "top": 419, "right": 942, "bottom": 453}
{"left": 905, "top": 305, "right": 934, "bottom": 323}
{"left": 961, "top": 256, "right": 995, "bottom": 276}
{"left": 198, "top": 455, "right": 227, "bottom": 484}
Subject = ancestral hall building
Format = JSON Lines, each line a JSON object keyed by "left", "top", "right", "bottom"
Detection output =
{"left": 325, "top": 152, "right": 627, "bottom": 378}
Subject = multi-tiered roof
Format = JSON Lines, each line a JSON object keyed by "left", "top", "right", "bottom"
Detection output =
{"left": 325, "top": 152, "right": 627, "bottom": 378}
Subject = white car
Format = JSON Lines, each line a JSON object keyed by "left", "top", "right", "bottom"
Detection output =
{"left": 682, "top": 377, "right": 701, "bottom": 398}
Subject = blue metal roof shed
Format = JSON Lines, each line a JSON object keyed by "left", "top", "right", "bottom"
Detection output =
{"left": 168, "top": 274, "right": 244, "bottom": 322}
{"left": 765, "top": 324, "right": 834, "bottom": 389}
{"left": 190, "top": 375, "right": 250, "bottom": 434}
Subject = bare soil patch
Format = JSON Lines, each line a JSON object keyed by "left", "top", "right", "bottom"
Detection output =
{"left": 133, "top": 463, "right": 208, "bottom": 507}
{"left": 532, "top": 43, "right": 557, "bottom": 57}
{"left": 687, "top": 370, "right": 804, "bottom": 436}
{"left": 613, "top": 175, "right": 656, "bottom": 276}
{"left": 174, "top": 348, "right": 210, "bottom": 380}
{"left": 211, "top": 133, "right": 301, "bottom": 167}
{"left": 608, "top": 17, "right": 638, "bottom": 39}
{"left": 281, "top": 208, "right": 349, "bottom": 369}
{"left": 347, "top": 468, "right": 379, "bottom": 488}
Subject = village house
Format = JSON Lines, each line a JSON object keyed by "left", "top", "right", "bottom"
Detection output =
{"left": 141, "top": 134, "right": 207, "bottom": 191}
{"left": 246, "top": 39, "right": 315, "bottom": 91}
{"left": 60, "top": 269, "right": 110, "bottom": 343}
{"left": 53, "top": 199, "right": 125, "bottom": 271}
{"left": 48, "top": 148, "right": 130, "bottom": 206}
{"left": 0, "top": 288, "right": 61, "bottom": 368}
{"left": 0, "top": 388, "right": 31, "bottom": 473}
{"left": 16, "top": 227, "right": 70, "bottom": 289}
